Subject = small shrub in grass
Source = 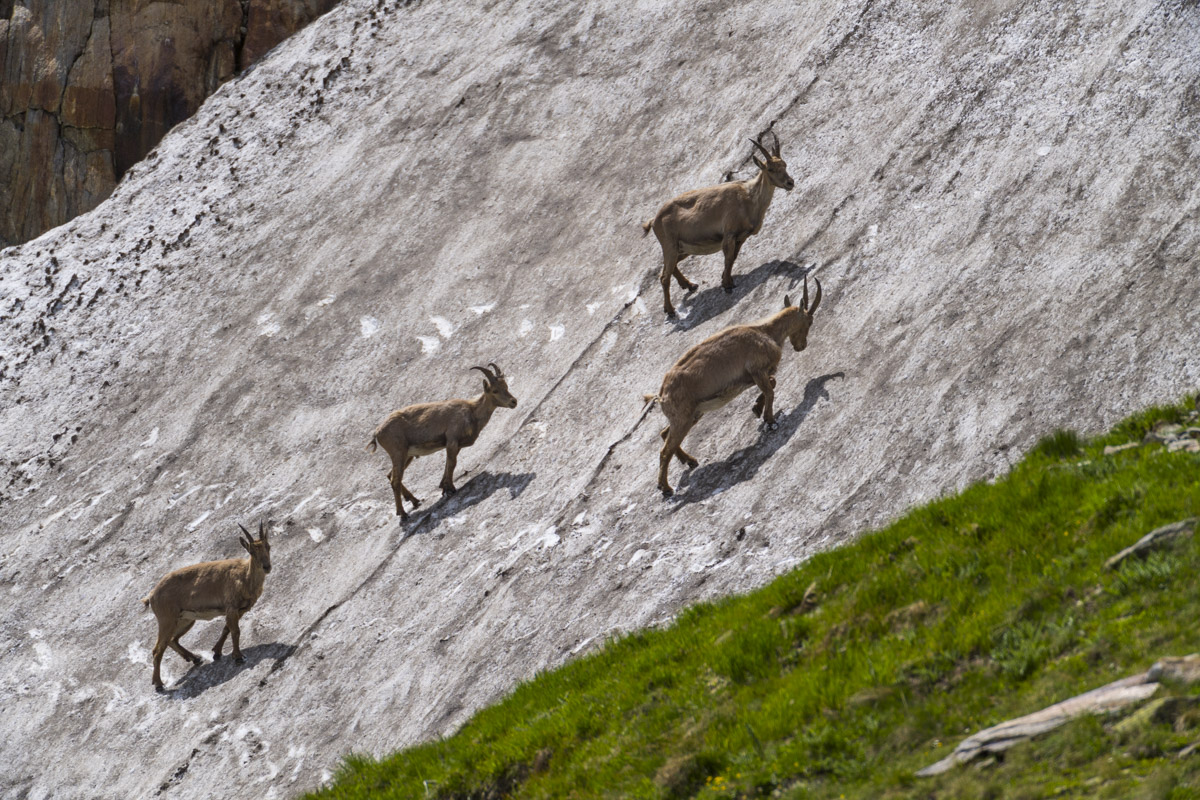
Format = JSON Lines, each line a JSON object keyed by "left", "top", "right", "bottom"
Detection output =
{"left": 1031, "top": 428, "right": 1084, "bottom": 460}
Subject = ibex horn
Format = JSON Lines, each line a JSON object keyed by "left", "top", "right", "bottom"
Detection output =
{"left": 471, "top": 365, "right": 496, "bottom": 382}
{"left": 238, "top": 522, "right": 252, "bottom": 543}
{"left": 487, "top": 361, "right": 504, "bottom": 378}
{"left": 808, "top": 277, "right": 822, "bottom": 315}
{"left": 258, "top": 520, "right": 266, "bottom": 541}
{"left": 749, "top": 137, "right": 772, "bottom": 159}
{"left": 767, "top": 128, "right": 781, "bottom": 156}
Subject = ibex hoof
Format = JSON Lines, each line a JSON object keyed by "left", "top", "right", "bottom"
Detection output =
{"left": 722, "top": 284, "right": 734, "bottom": 294}
{"left": 190, "top": 655, "right": 203, "bottom": 665}
{"left": 685, "top": 283, "right": 698, "bottom": 293}
{"left": 411, "top": 498, "right": 421, "bottom": 508}
{"left": 234, "top": 655, "right": 246, "bottom": 665}
{"left": 767, "top": 421, "right": 779, "bottom": 431}
{"left": 665, "top": 309, "right": 677, "bottom": 319}
{"left": 212, "top": 652, "right": 222, "bottom": 661}
{"left": 660, "top": 486, "right": 674, "bottom": 498}
{"left": 154, "top": 683, "right": 165, "bottom": 693}
{"left": 685, "top": 458, "right": 699, "bottom": 468}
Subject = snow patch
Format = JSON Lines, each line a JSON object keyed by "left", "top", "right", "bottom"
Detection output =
{"left": 548, "top": 324, "right": 565, "bottom": 341}
{"left": 416, "top": 335, "right": 440, "bottom": 354}
{"left": 586, "top": 302, "right": 601, "bottom": 315}
{"left": 186, "top": 511, "right": 213, "bottom": 532}
{"left": 470, "top": 302, "right": 496, "bottom": 315}
{"left": 141, "top": 427, "right": 159, "bottom": 448}
{"left": 518, "top": 319, "right": 534, "bottom": 338}
{"left": 360, "top": 316, "right": 381, "bottom": 338}
{"left": 431, "top": 316, "right": 455, "bottom": 338}
{"left": 257, "top": 312, "right": 282, "bottom": 337}
{"left": 308, "top": 528, "right": 325, "bottom": 543}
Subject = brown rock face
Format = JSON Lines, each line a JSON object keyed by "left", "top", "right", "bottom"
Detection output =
{"left": 0, "top": 0, "right": 338, "bottom": 247}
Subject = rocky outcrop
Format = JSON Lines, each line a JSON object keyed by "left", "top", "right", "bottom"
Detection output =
{"left": 919, "top": 654, "right": 1200, "bottom": 776}
{"left": 0, "top": 0, "right": 337, "bottom": 248}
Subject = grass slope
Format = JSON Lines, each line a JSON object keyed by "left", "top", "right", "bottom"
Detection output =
{"left": 309, "top": 398, "right": 1200, "bottom": 799}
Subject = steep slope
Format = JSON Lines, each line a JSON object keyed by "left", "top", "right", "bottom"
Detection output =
{"left": 1, "top": 0, "right": 1198, "bottom": 797}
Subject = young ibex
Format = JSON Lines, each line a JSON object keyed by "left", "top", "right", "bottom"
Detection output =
{"left": 648, "top": 276, "right": 822, "bottom": 496}
{"left": 141, "top": 522, "right": 272, "bottom": 691}
{"left": 643, "top": 130, "right": 795, "bottom": 318}
{"left": 367, "top": 363, "right": 517, "bottom": 520}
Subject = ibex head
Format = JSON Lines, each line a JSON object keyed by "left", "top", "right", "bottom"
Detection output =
{"left": 237, "top": 521, "right": 272, "bottom": 574}
{"left": 472, "top": 363, "right": 518, "bottom": 409}
{"left": 749, "top": 130, "right": 794, "bottom": 191}
{"left": 783, "top": 275, "right": 822, "bottom": 351}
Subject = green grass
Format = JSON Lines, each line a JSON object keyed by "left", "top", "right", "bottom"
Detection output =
{"left": 308, "top": 396, "right": 1200, "bottom": 800}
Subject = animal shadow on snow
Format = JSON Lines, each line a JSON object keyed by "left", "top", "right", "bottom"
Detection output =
{"left": 167, "top": 641, "right": 296, "bottom": 699}
{"left": 406, "top": 470, "right": 537, "bottom": 533}
{"left": 669, "top": 371, "right": 845, "bottom": 505}
{"left": 671, "top": 259, "right": 812, "bottom": 332}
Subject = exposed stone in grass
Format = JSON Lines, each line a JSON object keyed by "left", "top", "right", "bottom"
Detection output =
{"left": 1167, "top": 439, "right": 1200, "bottom": 453}
{"left": 917, "top": 672, "right": 1161, "bottom": 776}
{"left": 1148, "top": 654, "right": 1200, "bottom": 686}
{"left": 1102, "top": 442, "right": 1140, "bottom": 456}
{"left": 1144, "top": 423, "right": 1185, "bottom": 443}
{"left": 1104, "top": 519, "right": 1198, "bottom": 570}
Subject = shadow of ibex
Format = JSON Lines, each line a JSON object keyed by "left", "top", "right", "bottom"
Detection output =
{"left": 669, "top": 371, "right": 845, "bottom": 505}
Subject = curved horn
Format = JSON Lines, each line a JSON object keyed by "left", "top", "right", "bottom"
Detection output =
{"left": 487, "top": 362, "right": 504, "bottom": 379}
{"left": 808, "top": 277, "right": 822, "bottom": 315}
{"left": 767, "top": 128, "right": 781, "bottom": 156}
{"left": 258, "top": 520, "right": 266, "bottom": 542}
{"left": 238, "top": 523, "right": 252, "bottom": 539}
{"left": 749, "top": 137, "right": 772, "bottom": 159}
{"left": 471, "top": 365, "right": 497, "bottom": 382}
{"left": 802, "top": 275, "right": 809, "bottom": 310}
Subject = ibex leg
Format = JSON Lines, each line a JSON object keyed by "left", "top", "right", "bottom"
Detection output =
{"left": 721, "top": 234, "right": 746, "bottom": 293}
{"left": 151, "top": 615, "right": 174, "bottom": 689}
{"left": 660, "top": 426, "right": 698, "bottom": 467}
{"left": 658, "top": 418, "right": 697, "bottom": 496}
{"left": 660, "top": 242, "right": 681, "bottom": 317}
{"left": 749, "top": 369, "right": 776, "bottom": 426}
{"left": 751, "top": 375, "right": 777, "bottom": 418}
{"left": 168, "top": 619, "right": 201, "bottom": 664}
{"left": 440, "top": 441, "right": 460, "bottom": 496}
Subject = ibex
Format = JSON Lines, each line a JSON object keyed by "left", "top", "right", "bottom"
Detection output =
{"left": 642, "top": 130, "right": 795, "bottom": 318}
{"left": 367, "top": 363, "right": 517, "bottom": 520}
{"left": 141, "top": 522, "right": 271, "bottom": 691}
{"left": 648, "top": 277, "right": 822, "bottom": 496}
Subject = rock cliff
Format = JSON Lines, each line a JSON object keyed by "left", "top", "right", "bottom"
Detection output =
{"left": 0, "top": 0, "right": 337, "bottom": 247}
{"left": 1, "top": 0, "right": 1198, "bottom": 797}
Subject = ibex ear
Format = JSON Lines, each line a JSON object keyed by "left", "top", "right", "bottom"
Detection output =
{"left": 239, "top": 537, "right": 254, "bottom": 554}
{"left": 751, "top": 155, "right": 766, "bottom": 172}
{"left": 784, "top": 294, "right": 793, "bottom": 308}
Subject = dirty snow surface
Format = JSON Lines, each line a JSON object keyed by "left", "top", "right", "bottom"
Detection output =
{"left": 2, "top": 0, "right": 1199, "bottom": 796}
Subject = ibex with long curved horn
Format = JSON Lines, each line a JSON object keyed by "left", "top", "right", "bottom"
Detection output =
{"left": 367, "top": 363, "right": 518, "bottom": 520}
{"left": 647, "top": 277, "right": 822, "bottom": 495}
{"left": 642, "top": 130, "right": 795, "bottom": 318}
